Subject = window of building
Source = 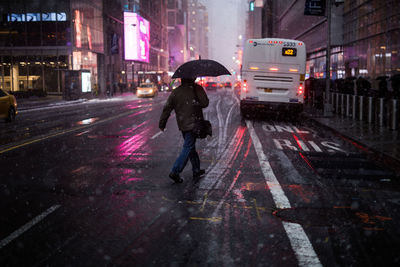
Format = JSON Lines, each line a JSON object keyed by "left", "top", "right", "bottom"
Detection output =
{"left": 27, "top": 56, "right": 43, "bottom": 90}
{"left": 168, "top": 11, "right": 175, "bottom": 26}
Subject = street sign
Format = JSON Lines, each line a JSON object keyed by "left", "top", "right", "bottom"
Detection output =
{"left": 304, "top": 0, "right": 325, "bottom": 16}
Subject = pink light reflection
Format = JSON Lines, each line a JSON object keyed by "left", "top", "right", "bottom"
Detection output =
{"left": 118, "top": 125, "right": 151, "bottom": 161}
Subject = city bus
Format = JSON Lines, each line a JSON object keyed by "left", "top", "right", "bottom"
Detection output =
{"left": 240, "top": 38, "right": 306, "bottom": 118}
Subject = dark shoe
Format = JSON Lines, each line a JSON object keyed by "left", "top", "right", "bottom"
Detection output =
{"left": 193, "top": 169, "right": 205, "bottom": 179}
{"left": 169, "top": 172, "right": 183, "bottom": 183}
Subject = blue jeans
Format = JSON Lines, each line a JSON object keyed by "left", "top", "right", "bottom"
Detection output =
{"left": 171, "top": 131, "right": 200, "bottom": 175}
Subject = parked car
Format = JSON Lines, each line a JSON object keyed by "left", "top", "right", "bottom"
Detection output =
{"left": 136, "top": 83, "right": 158, "bottom": 98}
{"left": 0, "top": 89, "right": 17, "bottom": 122}
{"left": 205, "top": 82, "right": 218, "bottom": 91}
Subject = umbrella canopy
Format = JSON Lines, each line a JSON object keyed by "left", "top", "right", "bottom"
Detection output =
{"left": 172, "top": 59, "right": 231, "bottom": 79}
{"left": 376, "top": 76, "right": 389, "bottom": 80}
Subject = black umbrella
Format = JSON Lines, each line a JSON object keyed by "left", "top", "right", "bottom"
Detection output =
{"left": 376, "top": 76, "right": 389, "bottom": 80}
{"left": 172, "top": 59, "right": 231, "bottom": 79}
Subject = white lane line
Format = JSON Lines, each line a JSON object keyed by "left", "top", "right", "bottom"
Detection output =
{"left": 0, "top": 204, "right": 61, "bottom": 249}
{"left": 199, "top": 128, "right": 242, "bottom": 190}
{"left": 151, "top": 130, "right": 164, "bottom": 139}
{"left": 246, "top": 121, "right": 322, "bottom": 267}
{"left": 75, "top": 130, "right": 90, "bottom": 137}
{"left": 216, "top": 98, "right": 224, "bottom": 155}
{"left": 222, "top": 102, "right": 238, "bottom": 145}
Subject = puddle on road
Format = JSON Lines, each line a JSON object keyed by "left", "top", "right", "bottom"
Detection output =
{"left": 76, "top": 117, "right": 100, "bottom": 125}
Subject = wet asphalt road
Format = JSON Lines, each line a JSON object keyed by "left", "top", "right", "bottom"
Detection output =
{"left": 0, "top": 89, "right": 400, "bottom": 266}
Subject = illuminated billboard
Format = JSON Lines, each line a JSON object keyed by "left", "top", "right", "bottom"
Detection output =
{"left": 124, "top": 12, "right": 150, "bottom": 62}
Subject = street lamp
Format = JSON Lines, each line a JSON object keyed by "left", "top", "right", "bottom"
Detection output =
{"left": 324, "top": 0, "right": 333, "bottom": 116}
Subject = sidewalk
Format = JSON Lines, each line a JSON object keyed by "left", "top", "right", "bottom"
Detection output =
{"left": 303, "top": 105, "right": 400, "bottom": 173}
{"left": 16, "top": 92, "right": 136, "bottom": 111}
{"left": 17, "top": 95, "right": 87, "bottom": 111}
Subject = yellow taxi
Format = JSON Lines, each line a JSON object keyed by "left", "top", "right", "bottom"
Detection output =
{"left": 136, "top": 83, "right": 158, "bottom": 98}
{"left": 0, "top": 89, "right": 17, "bottom": 122}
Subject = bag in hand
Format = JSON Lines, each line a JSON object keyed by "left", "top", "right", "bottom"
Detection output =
{"left": 193, "top": 119, "right": 212, "bottom": 139}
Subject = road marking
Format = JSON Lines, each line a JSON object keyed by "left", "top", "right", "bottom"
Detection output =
{"left": 162, "top": 195, "right": 269, "bottom": 212}
{"left": 0, "top": 108, "right": 142, "bottom": 154}
{"left": 151, "top": 130, "right": 164, "bottom": 139}
{"left": 75, "top": 130, "right": 90, "bottom": 136}
{"left": 246, "top": 120, "right": 322, "bottom": 267}
{"left": 200, "top": 193, "right": 208, "bottom": 212}
{"left": 0, "top": 205, "right": 61, "bottom": 249}
{"left": 216, "top": 98, "right": 224, "bottom": 155}
{"left": 253, "top": 198, "right": 261, "bottom": 221}
{"left": 212, "top": 170, "right": 242, "bottom": 216}
{"left": 199, "top": 127, "right": 245, "bottom": 189}
{"left": 223, "top": 102, "right": 238, "bottom": 147}
{"left": 190, "top": 216, "right": 222, "bottom": 222}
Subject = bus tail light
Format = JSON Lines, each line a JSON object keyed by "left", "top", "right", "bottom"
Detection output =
{"left": 243, "top": 80, "right": 248, "bottom": 92}
{"left": 298, "top": 84, "right": 304, "bottom": 95}
{"left": 269, "top": 67, "right": 279, "bottom": 71}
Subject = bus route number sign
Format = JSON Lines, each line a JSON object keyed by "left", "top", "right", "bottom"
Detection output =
{"left": 282, "top": 47, "right": 297, "bottom": 57}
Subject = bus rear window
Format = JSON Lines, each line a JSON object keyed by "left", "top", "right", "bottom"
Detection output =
{"left": 282, "top": 48, "right": 297, "bottom": 57}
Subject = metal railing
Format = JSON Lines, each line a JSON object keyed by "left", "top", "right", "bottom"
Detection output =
{"left": 325, "top": 93, "right": 399, "bottom": 130}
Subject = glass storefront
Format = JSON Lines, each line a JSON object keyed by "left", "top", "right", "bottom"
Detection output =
{"left": 307, "top": 47, "right": 345, "bottom": 80}
{"left": 0, "top": 55, "right": 69, "bottom": 92}
{"left": 343, "top": 0, "right": 400, "bottom": 79}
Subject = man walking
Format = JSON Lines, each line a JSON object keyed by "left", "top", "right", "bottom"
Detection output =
{"left": 159, "top": 78, "right": 209, "bottom": 183}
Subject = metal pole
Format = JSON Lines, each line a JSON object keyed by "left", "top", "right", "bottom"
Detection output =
{"left": 359, "top": 96, "right": 363, "bottom": 121}
{"left": 324, "top": 0, "right": 333, "bottom": 116}
{"left": 335, "top": 93, "right": 339, "bottom": 113}
{"left": 368, "top": 97, "right": 373, "bottom": 123}
{"left": 392, "top": 99, "right": 397, "bottom": 130}
{"left": 341, "top": 94, "right": 345, "bottom": 115}
{"left": 346, "top": 94, "right": 350, "bottom": 116}
{"left": 379, "top": 98, "right": 384, "bottom": 126}
{"left": 352, "top": 95, "right": 356, "bottom": 119}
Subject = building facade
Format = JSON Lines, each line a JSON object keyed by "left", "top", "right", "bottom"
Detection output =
{"left": 343, "top": 0, "right": 400, "bottom": 80}
{"left": 0, "top": 0, "right": 173, "bottom": 95}
{"left": 255, "top": 0, "right": 400, "bottom": 83}
{"left": 124, "top": 0, "right": 169, "bottom": 87}
{"left": 167, "top": 0, "right": 188, "bottom": 72}
{"left": 0, "top": 0, "right": 105, "bottom": 94}
{"left": 187, "top": 0, "right": 209, "bottom": 60}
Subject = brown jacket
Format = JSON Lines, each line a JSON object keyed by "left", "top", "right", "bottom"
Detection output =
{"left": 159, "top": 82, "right": 209, "bottom": 132}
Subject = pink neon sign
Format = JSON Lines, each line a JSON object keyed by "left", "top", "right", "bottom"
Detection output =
{"left": 74, "top": 10, "right": 82, "bottom": 48}
{"left": 124, "top": 12, "right": 150, "bottom": 62}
